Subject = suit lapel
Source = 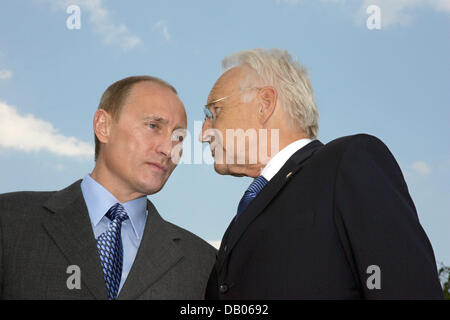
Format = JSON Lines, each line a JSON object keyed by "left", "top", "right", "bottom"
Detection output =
{"left": 118, "top": 200, "right": 184, "bottom": 300}
{"left": 42, "top": 180, "right": 108, "bottom": 300}
{"left": 218, "top": 140, "right": 323, "bottom": 273}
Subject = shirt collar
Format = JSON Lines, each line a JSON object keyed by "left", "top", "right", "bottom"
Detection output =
{"left": 80, "top": 174, "right": 147, "bottom": 239}
{"left": 261, "top": 138, "right": 313, "bottom": 181}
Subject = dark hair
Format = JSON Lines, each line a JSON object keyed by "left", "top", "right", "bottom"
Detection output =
{"left": 94, "top": 75, "right": 177, "bottom": 160}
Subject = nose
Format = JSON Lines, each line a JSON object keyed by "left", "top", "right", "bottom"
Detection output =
{"left": 199, "top": 119, "right": 212, "bottom": 143}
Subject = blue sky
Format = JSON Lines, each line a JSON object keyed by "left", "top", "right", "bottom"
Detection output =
{"left": 0, "top": 0, "right": 449, "bottom": 267}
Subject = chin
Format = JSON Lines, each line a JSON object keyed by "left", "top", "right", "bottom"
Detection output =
{"left": 214, "top": 163, "right": 242, "bottom": 176}
{"left": 141, "top": 184, "right": 164, "bottom": 195}
{"left": 213, "top": 163, "right": 229, "bottom": 176}
{"left": 137, "top": 178, "right": 165, "bottom": 195}
{"left": 214, "top": 163, "right": 251, "bottom": 177}
{"left": 140, "top": 170, "right": 171, "bottom": 193}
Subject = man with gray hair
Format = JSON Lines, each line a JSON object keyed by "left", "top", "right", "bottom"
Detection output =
{"left": 202, "top": 48, "right": 443, "bottom": 299}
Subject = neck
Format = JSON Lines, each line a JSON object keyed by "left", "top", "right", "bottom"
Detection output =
{"left": 259, "top": 127, "right": 309, "bottom": 167}
{"left": 277, "top": 131, "right": 309, "bottom": 154}
{"left": 90, "top": 159, "right": 144, "bottom": 203}
{"left": 233, "top": 129, "right": 308, "bottom": 179}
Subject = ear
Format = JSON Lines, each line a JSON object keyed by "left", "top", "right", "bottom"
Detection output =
{"left": 257, "top": 86, "right": 277, "bottom": 125}
{"left": 93, "top": 109, "right": 112, "bottom": 144}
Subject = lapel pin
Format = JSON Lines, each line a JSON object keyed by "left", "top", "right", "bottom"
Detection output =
{"left": 286, "top": 171, "right": 293, "bottom": 179}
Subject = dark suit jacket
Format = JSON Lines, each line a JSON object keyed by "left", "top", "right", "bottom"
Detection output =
{"left": 0, "top": 180, "right": 216, "bottom": 299}
{"left": 206, "top": 134, "right": 443, "bottom": 299}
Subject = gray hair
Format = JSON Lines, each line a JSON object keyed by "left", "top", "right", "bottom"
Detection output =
{"left": 222, "top": 48, "right": 319, "bottom": 139}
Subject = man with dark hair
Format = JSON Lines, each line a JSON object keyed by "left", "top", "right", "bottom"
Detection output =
{"left": 0, "top": 76, "right": 216, "bottom": 299}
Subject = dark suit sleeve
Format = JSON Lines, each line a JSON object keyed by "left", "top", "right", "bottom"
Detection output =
{"left": 334, "top": 135, "right": 443, "bottom": 299}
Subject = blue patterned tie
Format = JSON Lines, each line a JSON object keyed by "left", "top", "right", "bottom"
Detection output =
{"left": 96, "top": 203, "right": 129, "bottom": 300}
{"left": 236, "top": 175, "right": 268, "bottom": 220}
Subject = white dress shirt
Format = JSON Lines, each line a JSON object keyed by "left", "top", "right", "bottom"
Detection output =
{"left": 260, "top": 138, "right": 313, "bottom": 181}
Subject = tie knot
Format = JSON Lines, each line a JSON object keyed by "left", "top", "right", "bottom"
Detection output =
{"left": 105, "top": 203, "right": 129, "bottom": 222}
{"left": 246, "top": 175, "right": 268, "bottom": 194}
{"left": 235, "top": 175, "right": 268, "bottom": 220}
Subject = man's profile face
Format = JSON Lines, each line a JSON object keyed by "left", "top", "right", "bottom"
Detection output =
{"left": 102, "top": 81, "right": 187, "bottom": 197}
{"left": 201, "top": 67, "right": 260, "bottom": 176}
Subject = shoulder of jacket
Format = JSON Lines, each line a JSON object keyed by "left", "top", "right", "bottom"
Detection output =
{"left": 325, "top": 133, "right": 382, "bottom": 148}
{"left": 0, "top": 190, "right": 55, "bottom": 207}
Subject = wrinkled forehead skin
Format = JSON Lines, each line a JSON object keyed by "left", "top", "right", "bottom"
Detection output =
{"left": 207, "top": 65, "right": 257, "bottom": 106}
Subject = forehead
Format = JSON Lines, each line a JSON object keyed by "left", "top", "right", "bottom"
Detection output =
{"left": 207, "top": 67, "right": 248, "bottom": 104}
{"left": 122, "top": 81, "right": 187, "bottom": 127}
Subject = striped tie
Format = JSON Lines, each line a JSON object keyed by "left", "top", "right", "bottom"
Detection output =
{"left": 236, "top": 175, "right": 268, "bottom": 220}
{"left": 96, "top": 203, "right": 129, "bottom": 300}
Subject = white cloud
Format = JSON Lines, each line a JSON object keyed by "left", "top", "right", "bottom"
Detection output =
{"left": 0, "top": 69, "right": 12, "bottom": 80}
{"left": 276, "top": 0, "right": 303, "bottom": 4}
{"left": 358, "top": 0, "right": 417, "bottom": 28}
{"left": 276, "top": 0, "right": 346, "bottom": 4}
{"left": 48, "top": 0, "right": 141, "bottom": 51}
{"left": 357, "top": 0, "right": 450, "bottom": 28}
{"left": 152, "top": 20, "right": 171, "bottom": 41}
{"left": 208, "top": 240, "right": 221, "bottom": 249}
{"left": 0, "top": 101, "right": 94, "bottom": 158}
{"left": 430, "top": 0, "right": 450, "bottom": 12}
{"left": 276, "top": 0, "right": 450, "bottom": 28}
{"left": 409, "top": 161, "right": 431, "bottom": 176}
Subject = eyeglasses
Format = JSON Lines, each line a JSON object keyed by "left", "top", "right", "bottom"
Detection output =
{"left": 203, "top": 87, "right": 262, "bottom": 121}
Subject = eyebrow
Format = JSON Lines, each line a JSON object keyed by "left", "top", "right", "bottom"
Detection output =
{"left": 205, "top": 95, "right": 229, "bottom": 107}
{"left": 142, "top": 115, "right": 169, "bottom": 124}
{"left": 143, "top": 114, "right": 186, "bottom": 130}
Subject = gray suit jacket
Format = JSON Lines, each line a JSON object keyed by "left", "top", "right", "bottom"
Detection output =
{"left": 0, "top": 180, "right": 216, "bottom": 299}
